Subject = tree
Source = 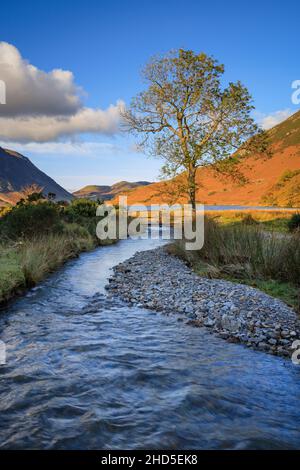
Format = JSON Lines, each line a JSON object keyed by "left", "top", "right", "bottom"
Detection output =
{"left": 19, "top": 184, "right": 45, "bottom": 204}
{"left": 26, "top": 192, "right": 45, "bottom": 203}
{"left": 122, "top": 49, "right": 268, "bottom": 209}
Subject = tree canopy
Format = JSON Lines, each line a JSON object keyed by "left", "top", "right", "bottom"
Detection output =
{"left": 123, "top": 49, "right": 268, "bottom": 208}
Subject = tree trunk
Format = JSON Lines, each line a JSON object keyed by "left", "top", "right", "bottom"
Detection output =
{"left": 187, "top": 164, "right": 196, "bottom": 211}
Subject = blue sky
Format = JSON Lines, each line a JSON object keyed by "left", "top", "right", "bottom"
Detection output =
{"left": 0, "top": 0, "right": 299, "bottom": 190}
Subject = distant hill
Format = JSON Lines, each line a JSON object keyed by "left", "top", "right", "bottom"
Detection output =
{"left": 73, "top": 181, "right": 151, "bottom": 200}
{"left": 113, "top": 110, "right": 300, "bottom": 208}
{"left": 0, "top": 147, "right": 72, "bottom": 204}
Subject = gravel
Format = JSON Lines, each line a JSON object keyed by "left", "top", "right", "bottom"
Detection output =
{"left": 106, "top": 246, "right": 300, "bottom": 358}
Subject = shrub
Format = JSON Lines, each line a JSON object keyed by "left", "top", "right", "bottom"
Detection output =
{"left": 288, "top": 213, "right": 300, "bottom": 232}
{"left": 26, "top": 192, "right": 45, "bottom": 203}
{"left": 63, "top": 198, "right": 105, "bottom": 238}
{"left": 0, "top": 202, "right": 62, "bottom": 240}
{"left": 0, "top": 206, "right": 12, "bottom": 218}
{"left": 64, "top": 198, "right": 98, "bottom": 220}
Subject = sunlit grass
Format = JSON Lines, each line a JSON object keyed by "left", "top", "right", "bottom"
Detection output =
{"left": 204, "top": 209, "right": 296, "bottom": 232}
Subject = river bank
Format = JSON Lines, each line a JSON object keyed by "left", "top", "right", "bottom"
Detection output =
{"left": 0, "top": 232, "right": 93, "bottom": 307}
{"left": 106, "top": 247, "right": 300, "bottom": 358}
{"left": 0, "top": 198, "right": 119, "bottom": 307}
{"left": 0, "top": 229, "right": 118, "bottom": 307}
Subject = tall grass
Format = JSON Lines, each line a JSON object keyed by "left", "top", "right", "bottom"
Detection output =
{"left": 0, "top": 243, "right": 25, "bottom": 302}
{"left": 173, "top": 217, "right": 300, "bottom": 285}
{"left": 0, "top": 224, "right": 94, "bottom": 304}
{"left": 20, "top": 230, "right": 94, "bottom": 286}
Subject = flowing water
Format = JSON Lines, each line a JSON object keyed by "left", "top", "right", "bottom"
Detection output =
{"left": 0, "top": 231, "right": 300, "bottom": 449}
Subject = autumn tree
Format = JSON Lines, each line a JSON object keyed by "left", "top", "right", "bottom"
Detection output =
{"left": 21, "top": 184, "right": 44, "bottom": 200}
{"left": 17, "top": 184, "right": 45, "bottom": 205}
{"left": 122, "top": 49, "right": 268, "bottom": 209}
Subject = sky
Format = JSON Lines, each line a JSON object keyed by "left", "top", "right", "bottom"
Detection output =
{"left": 0, "top": 0, "right": 299, "bottom": 191}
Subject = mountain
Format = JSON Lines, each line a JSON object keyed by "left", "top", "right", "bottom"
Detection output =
{"left": 0, "top": 147, "right": 72, "bottom": 204}
{"left": 73, "top": 181, "right": 151, "bottom": 200}
{"left": 113, "top": 110, "right": 300, "bottom": 208}
{"left": 73, "top": 185, "right": 111, "bottom": 199}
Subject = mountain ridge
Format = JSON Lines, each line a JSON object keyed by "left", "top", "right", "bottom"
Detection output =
{"left": 0, "top": 147, "right": 72, "bottom": 204}
{"left": 73, "top": 181, "right": 151, "bottom": 200}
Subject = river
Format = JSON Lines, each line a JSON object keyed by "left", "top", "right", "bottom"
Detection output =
{"left": 0, "top": 231, "right": 300, "bottom": 449}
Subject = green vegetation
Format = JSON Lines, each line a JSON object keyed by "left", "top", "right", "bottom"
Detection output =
{"left": 0, "top": 202, "right": 63, "bottom": 240}
{"left": 168, "top": 216, "right": 300, "bottom": 311}
{"left": 0, "top": 246, "right": 25, "bottom": 303}
{"left": 0, "top": 196, "right": 116, "bottom": 304}
{"left": 64, "top": 198, "right": 99, "bottom": 219}
{"left": 287, "top": 212, "right": 300, "bottom": 232}
{"left": 0, "top": 230, "right": 94, "bottom": 303}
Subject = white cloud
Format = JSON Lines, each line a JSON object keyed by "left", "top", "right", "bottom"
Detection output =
{"left": 0, "top": 42, "right": 82, "bottom": 117}
{"left": 0, "top": 42, "right": 124, "bottom": 142}
{"left": 0, "top": 140, "right": 122, "bottom": 156}
{"left": 257, "top": 109, "right": 294, "bottom": 130}
{"left": 0, "top": 102, "right": 124, "bottom": 142}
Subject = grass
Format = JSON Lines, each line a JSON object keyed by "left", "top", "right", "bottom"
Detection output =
{"left": 167, "top": 216, "right": 300, "bottom": 312}
{"left": 204, "top": 209, "right": 296, "bottom": 232}
{"left": 0, "top": 245, "right": 25, "bottom": 302}
{"left": 0, "top": 197, "right": 125, "bottom": 305}
{"left": 0, "top": 222, "right": 112, "bottom": 305}
{"left": 246, "top": 279, "right": 299, "bottom": 310}
{"left": 20, "top": 230, "right": 94, "bottom": 287}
